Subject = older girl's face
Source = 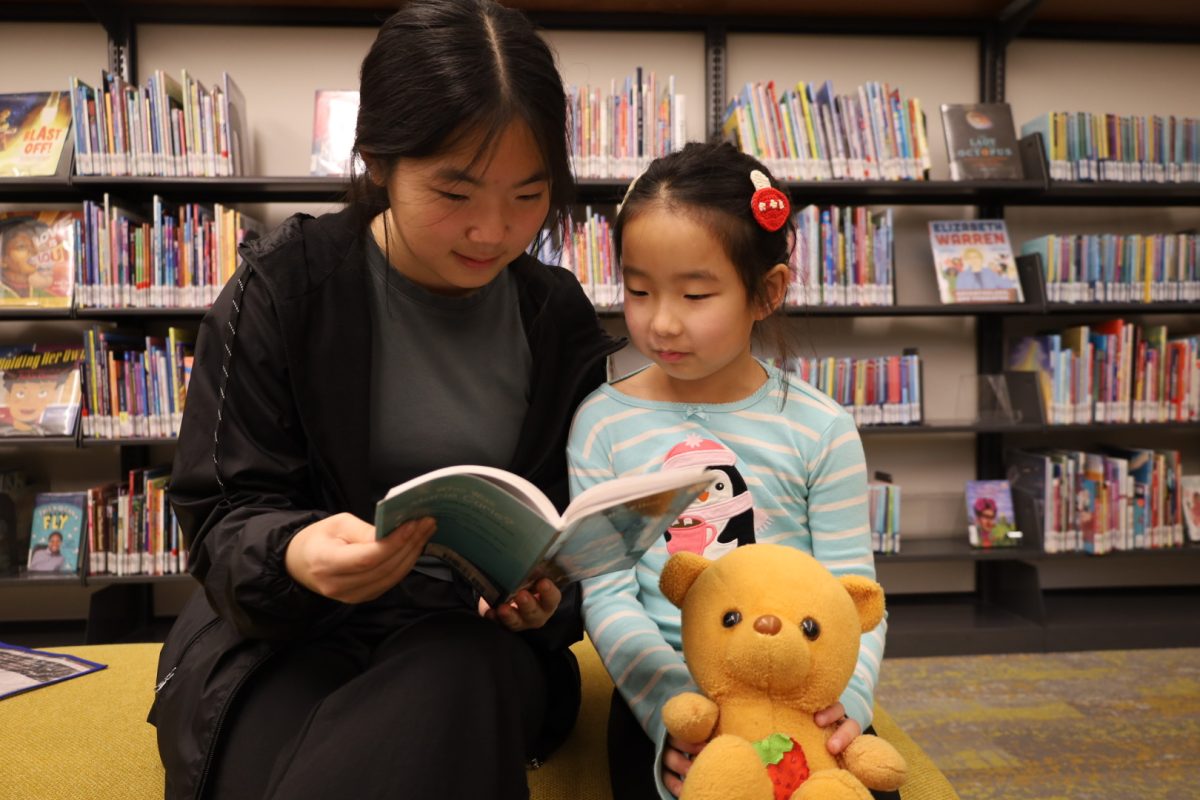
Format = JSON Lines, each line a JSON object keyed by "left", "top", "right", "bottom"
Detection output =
{"left": 374, "top": 120, "right": 550, "bottom": 295}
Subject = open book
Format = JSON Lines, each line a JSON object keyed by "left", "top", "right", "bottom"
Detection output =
{"left": 375, "top": 465, "right": 713, "bottom": 605}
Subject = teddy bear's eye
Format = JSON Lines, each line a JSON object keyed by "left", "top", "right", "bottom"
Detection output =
{"left": 801, "top": 617, "right": 820, "bottom": 640}
{"left": 722, "top": 610, "right": 742, "bottom": 628}
{"left": 714, "top": 481, "right": 725, "bottom": 491}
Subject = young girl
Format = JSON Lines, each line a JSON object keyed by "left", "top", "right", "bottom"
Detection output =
{"left": 149, "top": 2, "right": 619, "bottom": 799}
{"left": 567, "top": 141, "right": 891, "bottom": 800}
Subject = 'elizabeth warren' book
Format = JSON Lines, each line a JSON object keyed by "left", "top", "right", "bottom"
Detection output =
{"left": 375, "top": 464, "right": 713, "bottom": 605}
{"left": 928, "top": 220, "right": 1023, "bottom": 304}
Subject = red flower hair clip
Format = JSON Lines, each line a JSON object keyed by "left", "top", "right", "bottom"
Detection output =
{"left": 749, "top": 169, "right": 790, "bottom": 232}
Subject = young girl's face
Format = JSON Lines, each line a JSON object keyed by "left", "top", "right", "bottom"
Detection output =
{"left": 621, "top": 206, "right": 772, "bottom": 400}
{"left": 377, "top": 120, "right": 550, "bottom": 295}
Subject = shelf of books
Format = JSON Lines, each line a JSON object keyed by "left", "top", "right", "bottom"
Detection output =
{"left": 0, "top": 573, "right": 195, "bottom": 589}
{"left": 2, "top": 8, "right": 1198, "bottom": 652}
{"left": 878, "top": 535, "right": 1200, "bottom": 563}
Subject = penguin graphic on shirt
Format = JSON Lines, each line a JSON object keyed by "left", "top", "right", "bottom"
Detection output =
{"left": 660, "top": 434, "right": 764, "bottom": 560}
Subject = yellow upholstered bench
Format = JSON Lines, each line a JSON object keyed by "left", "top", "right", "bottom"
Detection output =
{"left": 0, "top": 641, "right": 957, "bottom": 800}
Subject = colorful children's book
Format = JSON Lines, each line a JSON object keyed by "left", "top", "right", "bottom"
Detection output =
{"left": 940, "top": 103, "right": 1023, "bottom": 181}
{"left": 220, "top": 72, "right": 251, "bottom": 176}
{"left": 0, "top": 91, "right": 73, "bottom": 177}
{"left": 0, "top": 344, "right": 84, "bottom": 437}
{"left": 0, "top": 210, "right": 81, "bottom": 308}
{"left": 1182, "top": 475, "right": 1200, "bottom": 543}
{"left": 310, "top": 90, "right": 360, "bottom": 177}
{"left": 929, "top": 220, "right": 1023, "bottom": 304}
{"left": 0, "top": 641, "right": 106, "bottom": 699}
{"left": 26, "top": 491, "right": 87, "bottom": 574}
{"left": 375, "top": 464, "right": 713, "bottom": 605}
{"left": 966, "top": 480, "right": 1022, "bottom": 548}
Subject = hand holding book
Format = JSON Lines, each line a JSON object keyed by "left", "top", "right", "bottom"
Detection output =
{"left": 376, "top": 464, "right": 714, "bottom": 606}
{"left": 285, "top": 512, "right": 438, "bottom": 604}
{"left": 477, "top": 578, "right": 560, "bottom": 632}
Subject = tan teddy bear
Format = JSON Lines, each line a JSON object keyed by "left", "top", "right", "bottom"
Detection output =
{"left": 659, "top": 544, "right": 907, "bottom": 800}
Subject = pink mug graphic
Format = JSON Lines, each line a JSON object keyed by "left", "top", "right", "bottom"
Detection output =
{"left": 666, "top": 513, "right": 717, "bottom": 556}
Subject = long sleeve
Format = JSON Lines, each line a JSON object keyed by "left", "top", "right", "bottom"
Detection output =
{"left": 169, "top": 263, "right": 350, "bottom": 640}
{"left": 568, "top": 395, "right": 698, "bottom": 800}
{"left": 806, "top": 410, "right": 886, "bottom": 728}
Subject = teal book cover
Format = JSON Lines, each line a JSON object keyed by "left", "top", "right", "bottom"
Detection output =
{"left": 26, "top": 491, "right": 86, "bottom": 574}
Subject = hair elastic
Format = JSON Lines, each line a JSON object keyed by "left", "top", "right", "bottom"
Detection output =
{"left": 749, "top": 169, "right": 790, "bottom": 232}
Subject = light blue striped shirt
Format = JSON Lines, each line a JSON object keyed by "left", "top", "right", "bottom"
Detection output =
{"left": 567, "top": 361, "right": 885, "bottom": 798}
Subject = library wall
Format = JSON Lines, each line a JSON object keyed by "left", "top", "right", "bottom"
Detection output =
{"left": 0, "top": 24, "right": 107, "bottom": 96}
{"left": 0, "top": 21, "right": 1197, "bottom": 620}
{"left": 1006, "top": 38, "right": 1200, "bottom": 589}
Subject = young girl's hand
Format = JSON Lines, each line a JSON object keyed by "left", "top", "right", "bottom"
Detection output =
{"left": 815, "top": 702, "right": 863, "bottom": 755}
{"left": 476, "top": 578, "right": 561, "bottom": 632}
{"left": 662, "top": 735, "right": 705, "bottom": 797}
{"left": 285, "top": 513, "right": 437, "bottom": 603}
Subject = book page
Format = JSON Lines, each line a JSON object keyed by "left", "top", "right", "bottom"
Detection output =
{"left": 545, "top": 469, "right": 713, "bottom": 583}
{"left": 561, "top": 466, "right": 712, "bottom": 528}
{"left": 382, "top": 464, "right": 559, "bottom": 523}
{"left": 376, "top": 473, "right": 558, "bottom": 602}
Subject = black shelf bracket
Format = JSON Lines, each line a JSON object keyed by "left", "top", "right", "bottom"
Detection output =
{"left": 981, "top": 0, "right": 1043, "bottom": 103}
{"left": 705, "top": 22, "right": 727, "bottom": 143}
{"left": 86, "top": 582, "right": 153, "bottom": 643}
{"left": 83, "top": 0, "right": 136, "bottom": 82}
{"left": 977, "top": 559, "right": 1046, "bottom": 625}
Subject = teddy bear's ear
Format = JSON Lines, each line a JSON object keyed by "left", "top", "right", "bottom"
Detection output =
{"left": 840, "top": 575, "right": 885, "bottom": 632}
{"left": 660, "top": 552, "right": 712, "bottom": 608}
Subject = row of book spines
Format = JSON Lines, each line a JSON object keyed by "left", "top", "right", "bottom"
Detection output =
{"left": 77, "top": 196, "right": 261, "bottom": 309}
{"left": 1010, "top": 448, "right": 1186, "bottom": 554}
{"left": 1021, "top": 112, "right": 1200, "bottom": 183}
{"left": 724, "top": 80, "right": 931, "bottom": 182}
{"left": 790, "top": 205, "right": 895, "bottom": 306}
{"left": 69, "top": 70, "right": 242, "bottom": 178}
{"left": 82, "top": 472, "right": 186, "bottom": 577}
{"left": 567, "top": 72, "right": 685, "bottom": 175}
{"left": 868, "top": 481, "right": 901, "bottom": 554}
{"left": 784, "top": 354, "right": 922, "bottom": 426}
{"left": 1023, "top": 234, "right": 1200, "bottom": 303}
{"left": 1012, "top": 326, "right": 1200, "bottom": 425}
{"left": 547, "top": 207, "right": 617, "bottom": 287}
{"left": 80, "top": 326, "right": 194, "bottom": 440}
{"left": 541, "top": 204, "right": 896, "bottom": 307}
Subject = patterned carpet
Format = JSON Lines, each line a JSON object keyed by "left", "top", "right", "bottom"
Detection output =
{"left": 876, "top": 648, "right": 1200, "bottom": 800}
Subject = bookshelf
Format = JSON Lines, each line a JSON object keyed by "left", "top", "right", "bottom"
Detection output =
{"left": 1, "top": 1, "right": 1198, "bottom": 653}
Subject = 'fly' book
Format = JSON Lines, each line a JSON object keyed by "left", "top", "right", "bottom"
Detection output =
{"left": 375, "top": 464, "right": 713, "bottom": 605}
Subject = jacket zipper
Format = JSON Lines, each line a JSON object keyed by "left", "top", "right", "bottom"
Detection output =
{"left": 154, "top": 616, "right": 220, "bottom": 695}
{"left": 193, "top": 648, "right": 277, "bottom": 800}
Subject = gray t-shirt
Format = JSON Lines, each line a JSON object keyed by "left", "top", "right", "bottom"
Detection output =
{"left": 364, "top": 237, "right": 532, "bottom": 504}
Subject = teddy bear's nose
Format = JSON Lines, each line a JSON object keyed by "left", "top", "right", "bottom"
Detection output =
{"left": 753, "top": 615, "right": 782, "bottom": 635}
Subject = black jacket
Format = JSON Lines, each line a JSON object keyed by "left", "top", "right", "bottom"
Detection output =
{"left": 149, "top": 207, "right": 622, "bottom": 800}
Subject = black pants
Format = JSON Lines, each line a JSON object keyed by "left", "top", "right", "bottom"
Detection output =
{"left": 204, "top": 608, "right": 547, "bottom": 800}
{"left": 607, "top": 689, "right": 902, "bottom": 800}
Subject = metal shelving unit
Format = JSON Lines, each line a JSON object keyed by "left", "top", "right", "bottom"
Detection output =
{"left": 0, "top": 0, "right": 1197, "bottom": 653}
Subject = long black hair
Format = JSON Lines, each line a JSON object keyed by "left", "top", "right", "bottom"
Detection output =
{"left": 348, "top": 0, "right": 573, "bottom": 238}
{"left": 615, "top": 141, "right": 796, "bottom": 370}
